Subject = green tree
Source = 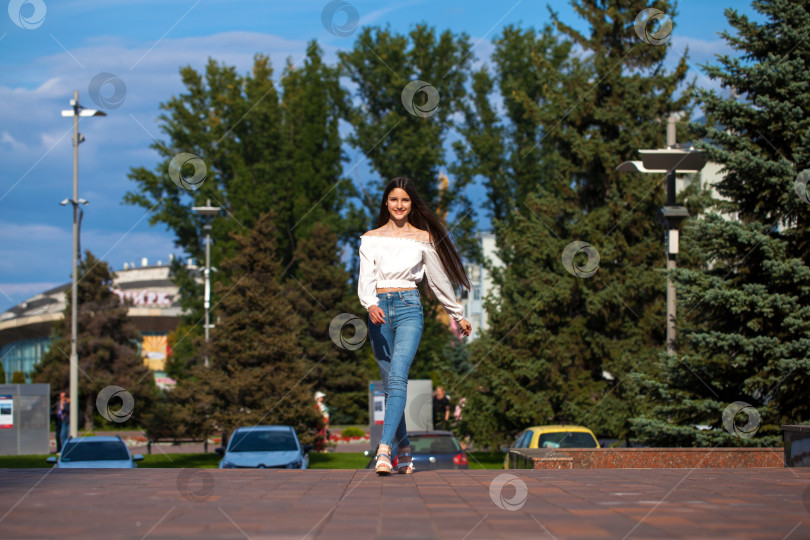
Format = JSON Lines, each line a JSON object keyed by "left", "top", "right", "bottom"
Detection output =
{"left": 126, "top": 45, "right": 357, "bottom": 375}
{"left": 632, "top": 0, "right": 810, "bottom": 446}
{"left": 33, "top": 252, "right": 156, "bottom": 430}
{"left": 451, "top": 24, "right": 573, "bottom": 228}
{"left": 191, "top": 211, "right": 320, "bottom": 442}
{"left": 11, "top": 371, "right": 25, "bottom": 384}
{"left": 454, "top": 1, "right": 692, "bottom": 448}
{"left": 339, "top": 25, "right": 474, "bottom": 214}
{"left": 288, "top": 222, "right": 376, "bottom": 424}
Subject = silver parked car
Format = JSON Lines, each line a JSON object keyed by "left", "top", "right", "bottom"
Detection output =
{"left": 46, "top": 435, "right": 144, "bottom": 468}
{"left": 216, "top": 426, "right": 312, "bottom": 469}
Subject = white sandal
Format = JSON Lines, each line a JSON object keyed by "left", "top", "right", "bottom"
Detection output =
{"left": 375, "top": 451, "right": 393, "bottom": 476}
{"left": 397, "top": 451, "right": 415, "bottom": 474}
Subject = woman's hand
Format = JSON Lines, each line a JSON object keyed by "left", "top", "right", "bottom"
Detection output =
{"left": 368, "top": 305, "right": 386, "bottom": 325}
{"left": 458, "top": 318, "right": 472, "bottom": 337}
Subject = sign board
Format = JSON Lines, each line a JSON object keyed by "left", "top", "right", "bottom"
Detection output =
{"left": 141, "top": 334, "right": 168, "bottom": 371}
{"left": 0, "top": 384, "right": 50, "bottom": 455}
{"left": 0, "top": 395, "right": 12, "bottom": 428}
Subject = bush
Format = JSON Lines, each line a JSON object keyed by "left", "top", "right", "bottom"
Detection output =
{"left": 340, "top": 427, "right": 366, "bottom": 438}
{"left": 11, "top": 371, "right": 26, "bottom": 384}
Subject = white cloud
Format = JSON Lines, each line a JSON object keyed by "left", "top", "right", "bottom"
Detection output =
{"left": 0, "top": 30, "right": 314, "bottom": 263}
{"left": 669, "top": 35, "right": 733, "bottom": 61}
{"left": 0, "top": 282, "right": 62, "bottom": 298}
{"left": 1, "top": 132, "right": 26, "bottom": 152}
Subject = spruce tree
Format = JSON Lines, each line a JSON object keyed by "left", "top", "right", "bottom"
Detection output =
{"left": 33, "top": 251, "right": 156, "bottom": 430}
{"left": 191, "top": 211, "right": 320, "bottom": 441}
{"left": 454, "top": 1, "right": 692, "bottom": 447}
{"left": 632, "top": 0, "right": 810, "bottom": 446}
{"left": 288, "top": 222, "right": 376, "bottom": 424}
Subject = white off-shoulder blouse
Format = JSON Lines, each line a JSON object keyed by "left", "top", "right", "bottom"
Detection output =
{"left": 357, "top": 235, "right": 465, "bottom": 322}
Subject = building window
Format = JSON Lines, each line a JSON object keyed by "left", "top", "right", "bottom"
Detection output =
{"left": 0, "top": 337, "right": 52, "bottom": 382}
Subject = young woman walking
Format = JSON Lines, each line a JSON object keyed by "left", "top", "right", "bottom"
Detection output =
{"left": 357, "top": 176, "right": 472, "bottom": 475}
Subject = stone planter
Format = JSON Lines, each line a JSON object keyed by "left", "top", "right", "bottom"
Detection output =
{"left": 507, "top": 447, "right": 784, "bottom": 469}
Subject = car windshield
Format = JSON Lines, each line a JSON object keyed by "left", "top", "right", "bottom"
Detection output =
{"left": 537, "top": 432, "right": 597, "bottom": 448}
{"left": 61, "top": 441, "right": 130, "bottom": 462}
{"left": 228, "top": 430, "right": 297, "bottom": 453}
{"left": 408, "top": 435, "right": 461, "bottom": 453}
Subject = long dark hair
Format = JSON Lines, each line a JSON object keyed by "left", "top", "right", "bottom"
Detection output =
{"left": 376, "top": 177, "right": 471, "bottom": 291}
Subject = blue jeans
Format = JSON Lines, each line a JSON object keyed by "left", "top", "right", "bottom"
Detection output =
{"left": 368, "top": 289, "right": 424, "bottom": 452}
{"left": 58, "top": 420, "right": 69, "bottom": 451}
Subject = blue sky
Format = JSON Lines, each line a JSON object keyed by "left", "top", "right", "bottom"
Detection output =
{"left": 0, "top": 0, "right": 763, "bottom": 313}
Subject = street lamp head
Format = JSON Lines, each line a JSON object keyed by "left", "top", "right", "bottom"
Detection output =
{"left": 615, "top": 160, "right": 668, "bottom": 174}
{"left": 192, "top": 205, "right": 221, "bottom": 217}
{"left": 639, "top": 149, "right": 707, "bottom": 173}
{"left": 60, "top": 198, "right": 70, "bottom": 206}
{"left": 61, "top": 106, "right": 107, "bottom": 118}
{"left": 78, "top": 198, "right": 89, "bottom": 205}
{"left": 79, "top": 109, "right": 106, "bottom": 117}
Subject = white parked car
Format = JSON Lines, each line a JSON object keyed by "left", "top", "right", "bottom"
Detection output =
{"left": 216, "top": 426, "right": 312, "bottom": 469}
{"left": 47, "top": 435, "right": 143, "bottom": 468}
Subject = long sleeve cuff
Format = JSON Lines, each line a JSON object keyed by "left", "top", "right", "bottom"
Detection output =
{"left": 423, "top": 244, "right": 465, "bottom": 322}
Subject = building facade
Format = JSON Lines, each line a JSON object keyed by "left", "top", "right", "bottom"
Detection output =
{"left": 0, "top": 262, "right": 196, "bottom": 389}
{"left": 459, "top": 232, "right": 503, "bottom": 341}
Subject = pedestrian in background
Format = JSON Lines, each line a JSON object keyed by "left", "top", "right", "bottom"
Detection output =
{"left": 453, "top": 396, "right": 466, "bottom": 424}
{"left": 55, "top": 392, "right": 69, "bottom": 452}
{"left": 358, "top": 176, "right": 472, "bottom": 475}
{"left": 314, "top": 391, "right": 330, "bottom": 452}
{"left": 452, "top": 396, "right": 470, "bottom": 450}
{"left": 433, "top": 386, "right": 451, "bottom": 430}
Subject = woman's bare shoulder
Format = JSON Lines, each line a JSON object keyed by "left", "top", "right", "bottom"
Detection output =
{"left": 363, "top": 227, "right": 432, "bottom": 242}
{"left": 410, "top": 228, "right": 433, "bottom": 243}
{"left": 361, "top": 228, "right": 383, "bottom": 238}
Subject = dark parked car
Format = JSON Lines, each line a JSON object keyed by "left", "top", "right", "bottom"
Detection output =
{"left": 46, "top": 435, "right": 143, "bottom": 468}
{"left": 365, "top": 431, "right": 469, "bottom": 471}
{"left": 216, "top": 426, "right": 312, "bottom": 469}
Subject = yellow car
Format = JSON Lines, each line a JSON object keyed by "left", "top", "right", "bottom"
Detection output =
{"left": 503, "top": 425, "right": 600, "bottom": 468}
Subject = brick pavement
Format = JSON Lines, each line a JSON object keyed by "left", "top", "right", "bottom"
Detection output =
{"left": 0, "top": 468, "right": 808, "bottom": 539}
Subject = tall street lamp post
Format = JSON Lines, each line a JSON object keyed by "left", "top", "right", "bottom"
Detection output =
{"left": 616, "top": 117, "right": 706, "bottom": 355}
{"left": 60, "top": 90, "right": 105, "bottom": 438}
{"left": 192, "top": 199, "right": 220, "bottom": 368}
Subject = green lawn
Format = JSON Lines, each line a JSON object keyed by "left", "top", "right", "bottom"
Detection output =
{"left": 467, "top": 452, "right": 506, "bottom": 470}
{"left": 309, "top": 452, "right": 370, "bottom": 469}
{"left": 0, "top": 454, "right": 52, "bottom": 468}
{"left": 0, "top": 451, "right": 504, "bottom": 469}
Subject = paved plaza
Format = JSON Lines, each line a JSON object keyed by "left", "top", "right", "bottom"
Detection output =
{"left": 1, "top": 468, "right": 808, "bottom": 539}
